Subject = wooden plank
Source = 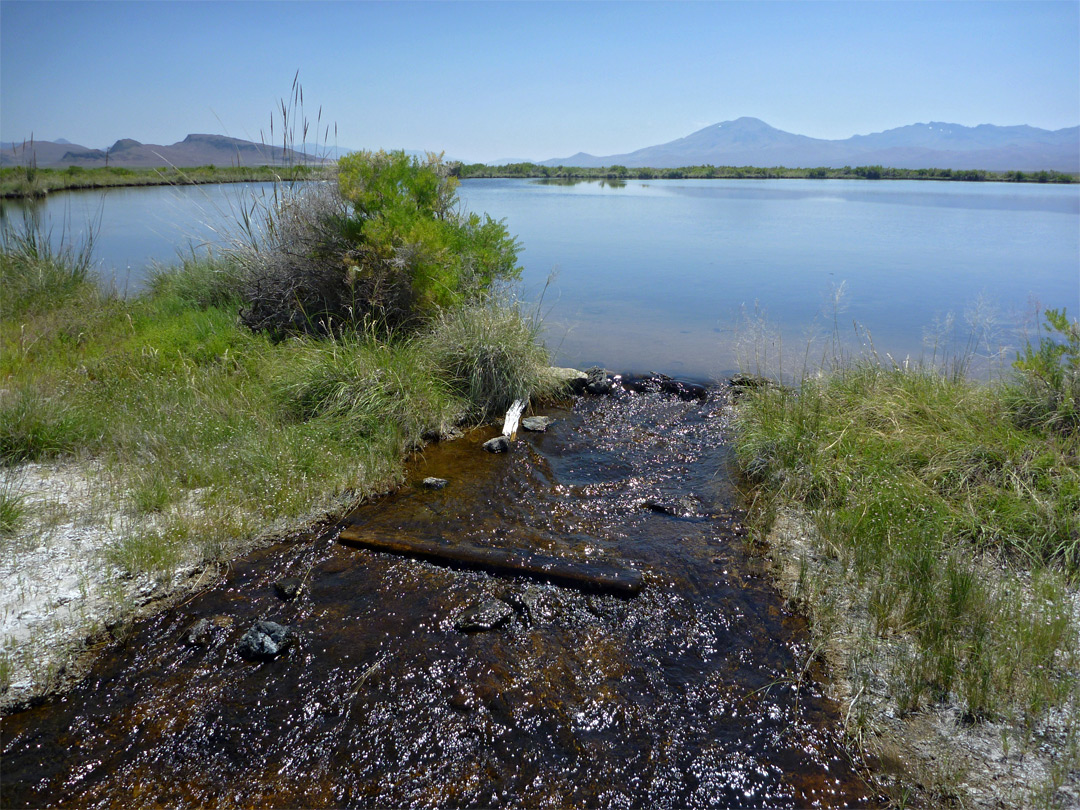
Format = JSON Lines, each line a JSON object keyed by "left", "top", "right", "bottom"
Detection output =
{"left": 337, "top": 528, "right": 644, "bottom": 596}
{"left": 502, "top": 399, "right": 527, "bottom": 440}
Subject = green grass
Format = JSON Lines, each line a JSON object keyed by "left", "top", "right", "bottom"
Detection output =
{"left": 2, "top": 232, "right": 560, "bottom": 580}
{"left": 0, "top": 485, "right": 24, "bottom": 535}
{"left": 734, "top": 354, "right": 1080, "bottom": 802}
{"left": 0, "top": 164, "right": 329, "bottom": 198}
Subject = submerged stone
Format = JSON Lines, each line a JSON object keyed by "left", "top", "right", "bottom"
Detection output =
{"left": 274, "top": 577, "right": 303, "bottom": 601}
{"left": 640, "top": 496, "right": 701, "bottom": 518}
{"left": 183, "top": 618, "right": 215, "bottom": 647}
{"left": 238, "top": 620, "right": 293, "bottom": 660}
{"left": 483, "top": 436, "right": 511, "bottom": 453}
{"left": 454, "top": 599, "right": 514, "bottom": 632}
{"left": 623, "top": 373, "right": 709, "bottom": 401}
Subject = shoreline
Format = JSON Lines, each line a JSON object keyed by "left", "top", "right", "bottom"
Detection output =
{"left": 2, "top": 162, "right": 1075, "bottom": 199}
{"left": 0, "top": 165, "right": 329, "bottom": 199}
{"left": 760, "top": 505, "right": 1080, "bottom": 809}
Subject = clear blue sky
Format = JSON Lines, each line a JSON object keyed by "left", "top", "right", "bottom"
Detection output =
{"left": 2, "top": 0, "right": 1077, "bottom": 162}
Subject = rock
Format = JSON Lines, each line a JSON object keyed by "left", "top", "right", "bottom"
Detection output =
{"left": 506, "top": 586, "right": 556, "bottom": 626}
{"left": 183, "top": 618, "right": 215, "bottom": 646}
{"left": 521, "top": 416, "right": 553, "bottom": 432}
{"left": 274, "top": 577, "right": 303, "bottom": 601}
{"left": 546, "top": 367, "right": 588, "bottom": 394}
{"left": 421, "top": 477, "right": 449, "bottom": 490}
{"left": 237, "top": 620, "right": 293, "bottom": 660}
{"left": 483, "top": 436, "right": 511, "bottom": 453}
{"left": 640, "top": 496, "right": 700, "bottom": 518}
{"left": 623, "top": 373, "right": 708, "bottom": 401}
{"left": 584, "top": 367, "right": 613, "bottom": 396}
{"left": 455, "top": 599, "right": 514, "bottom": 632}
{"left": 728, "top": 373, "right": 780, "bottom": 401}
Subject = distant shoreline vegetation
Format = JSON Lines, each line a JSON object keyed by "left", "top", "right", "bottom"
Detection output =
{"left": 455, "top": 161, "right": 1079, "bottom": 184}
{"left": 0, "top": 164, "right": 330, "bottom": 199}
{"left": 2, "top": 161, "right": 1075, "bottom": 199}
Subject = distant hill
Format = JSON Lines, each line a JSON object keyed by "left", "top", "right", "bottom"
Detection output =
{"left": 1, "top": 134, "right": 326, "bottom": 168}
{"left": 541, "top": 118, "right": 1080, "bottom": 172}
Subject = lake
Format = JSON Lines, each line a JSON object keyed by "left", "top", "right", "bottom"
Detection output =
{"left": 4, "top": 178, "right": 1077, "bottom": 380}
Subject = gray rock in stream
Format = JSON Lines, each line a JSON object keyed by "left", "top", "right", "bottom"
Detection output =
{"left": 455, "top": 599, "right": 514, "bottom": 632}
{"left": 238, "top": 620, "right": 294, "bottom": 660}
{"left": 521, "top": 416, "right": 554, "bottom": 432}
{"left": 422, "top": 477, "right": 449, "bottom": 490}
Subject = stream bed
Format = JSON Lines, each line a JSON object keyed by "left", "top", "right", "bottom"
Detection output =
{"left": 2, "top": 383, "right": 881, "bottom": 808}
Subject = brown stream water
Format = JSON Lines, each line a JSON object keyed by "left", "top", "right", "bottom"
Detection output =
{"left": 2, "top": 383, "right": 881, "bottom": 808}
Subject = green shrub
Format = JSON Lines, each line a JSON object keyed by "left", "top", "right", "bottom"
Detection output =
{"left": 236, "top": 150, "right": 521, "bottom": 338}
{"left": 1010, "top": 308, "right": 1080, "bottom": 435}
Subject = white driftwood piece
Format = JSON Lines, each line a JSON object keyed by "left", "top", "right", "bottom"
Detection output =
{"left": 502, "top": 399, "right": 527, "bottom": 440}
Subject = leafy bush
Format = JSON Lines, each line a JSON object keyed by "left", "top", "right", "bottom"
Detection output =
{"left": 236, "top": 150, "right": 521, "bottom": 338}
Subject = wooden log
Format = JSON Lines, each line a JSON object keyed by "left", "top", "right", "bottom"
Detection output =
{"left": 337, "top": 528, "right": 644, "bottom": 596}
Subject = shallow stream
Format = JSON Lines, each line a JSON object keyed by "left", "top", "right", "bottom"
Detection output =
{"left": 2, "top": 384, "right": 880, "bottom": 808}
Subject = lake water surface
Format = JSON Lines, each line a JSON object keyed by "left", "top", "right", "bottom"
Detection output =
{"left": 4, "top": 178, "right": 1077, "bottom": 379}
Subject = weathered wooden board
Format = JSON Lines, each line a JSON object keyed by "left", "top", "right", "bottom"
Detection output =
{"left": 337, "top": 528, "right": 644, "bottom": 596}
{"left": 502, "top": 398, "right": 527, "bottom": 439}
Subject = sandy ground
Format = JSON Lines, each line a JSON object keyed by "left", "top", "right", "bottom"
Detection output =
{"left": 0, "top": 460, "right": 213, "bottom": 710}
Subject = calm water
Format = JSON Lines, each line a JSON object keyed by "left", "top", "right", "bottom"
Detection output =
{"left": 4, "top": 178, "right": 1077, "bottom": 379}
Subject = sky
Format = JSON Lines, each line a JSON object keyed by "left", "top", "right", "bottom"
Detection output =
{"left": 2, "top": 1, "right": 1078, "bottom": 163}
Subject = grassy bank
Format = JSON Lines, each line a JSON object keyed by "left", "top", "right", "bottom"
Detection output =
{"left": 0, "top": 256, "right": 557, "bottom": 571}
{"left": 457, "top": 162, "right": 1079, "bottom": 184}
{"left": 732, "top": 319, "right": 1080, "bottom": 807}
{"left": 0, "top": 152, "right": 564, "bottom": 702}
{"left": 0, "top": 164, "right": 330, "bottom": 198}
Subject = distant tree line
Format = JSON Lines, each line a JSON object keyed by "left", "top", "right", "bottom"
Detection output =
{"left": 453, "top": 162, "right": 1077, "bottom": 184}
{"left": 0, "top": 164, "right": 329, "bottom": 198}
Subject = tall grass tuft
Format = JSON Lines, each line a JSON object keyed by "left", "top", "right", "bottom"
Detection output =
{"left": 276, "top": 331, "right": 461, "bottom": 451}
{"left": 423, "top": 299, "right": 556, "bottom": 420}
{"left": 0, "top": 386, "right": 90, "bottom": 463}
{"left": 0, "top": 212, "right": 99, "bottom": 316}
{"left": 145, "top": 249, "right": 244, "bottom": 310}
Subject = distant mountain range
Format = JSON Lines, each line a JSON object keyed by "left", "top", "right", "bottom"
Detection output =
{"left": 0, "top": 134, "right": 323, "bottom": 168}
{"left": 4, "top": 120, "right": 1078, "bottom": 172}
{"left": 540, "top": 118, "right": 1079, "bottom": 172}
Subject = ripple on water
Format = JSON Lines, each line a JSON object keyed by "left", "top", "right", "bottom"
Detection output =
{"left": 1, "top": 385, "right": 882, "bottom": 808}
